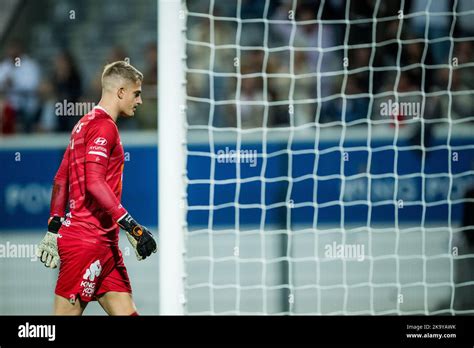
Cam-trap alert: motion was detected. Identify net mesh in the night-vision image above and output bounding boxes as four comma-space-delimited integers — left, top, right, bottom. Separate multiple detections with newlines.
182, 0, 474, 314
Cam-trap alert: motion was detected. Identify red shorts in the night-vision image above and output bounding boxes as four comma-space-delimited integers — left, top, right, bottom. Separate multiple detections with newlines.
55, 233, 132, 303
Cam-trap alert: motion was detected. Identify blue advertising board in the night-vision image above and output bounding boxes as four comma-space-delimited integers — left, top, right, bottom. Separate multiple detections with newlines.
1, 131, 473, 230
0, 144, 157, 229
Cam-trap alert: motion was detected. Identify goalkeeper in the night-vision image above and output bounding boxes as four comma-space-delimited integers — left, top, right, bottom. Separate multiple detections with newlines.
36, 61, 156, 315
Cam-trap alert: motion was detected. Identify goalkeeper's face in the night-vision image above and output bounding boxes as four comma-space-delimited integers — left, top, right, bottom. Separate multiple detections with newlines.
118, 80, 143, 117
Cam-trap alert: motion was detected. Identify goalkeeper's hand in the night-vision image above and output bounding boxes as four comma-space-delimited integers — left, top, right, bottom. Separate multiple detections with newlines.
36, 216, 63, 269
117, 213, 157, 260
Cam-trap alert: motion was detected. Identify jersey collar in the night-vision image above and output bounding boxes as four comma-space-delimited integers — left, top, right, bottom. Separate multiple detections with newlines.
93, 105, 115, 121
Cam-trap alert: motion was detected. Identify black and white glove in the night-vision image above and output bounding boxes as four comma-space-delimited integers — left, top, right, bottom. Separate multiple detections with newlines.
117, 213, 157, 260
36, 216, 63, 269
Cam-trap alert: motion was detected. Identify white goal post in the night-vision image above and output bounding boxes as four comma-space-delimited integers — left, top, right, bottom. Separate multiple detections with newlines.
158, 0, 187, 314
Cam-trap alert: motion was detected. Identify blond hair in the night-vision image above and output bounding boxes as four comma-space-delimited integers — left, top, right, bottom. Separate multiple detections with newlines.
101, 61, 143, 92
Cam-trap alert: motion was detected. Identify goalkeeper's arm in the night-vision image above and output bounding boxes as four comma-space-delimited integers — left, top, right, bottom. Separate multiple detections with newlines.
37, 147, 70, 268
85, 161, 157, 260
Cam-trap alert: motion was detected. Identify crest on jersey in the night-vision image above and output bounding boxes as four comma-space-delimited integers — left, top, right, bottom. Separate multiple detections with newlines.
94, 137, 108, 146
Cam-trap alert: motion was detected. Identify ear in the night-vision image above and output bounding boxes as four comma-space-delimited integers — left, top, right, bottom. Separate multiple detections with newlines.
117, 87, 125, 100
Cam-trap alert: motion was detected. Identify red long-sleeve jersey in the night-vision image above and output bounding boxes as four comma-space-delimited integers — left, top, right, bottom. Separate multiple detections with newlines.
50, 106, 127, 245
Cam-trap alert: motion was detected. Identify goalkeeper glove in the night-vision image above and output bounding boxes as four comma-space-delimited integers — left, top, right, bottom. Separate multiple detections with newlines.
36, 216, 63, 269
117, 213, 157, 260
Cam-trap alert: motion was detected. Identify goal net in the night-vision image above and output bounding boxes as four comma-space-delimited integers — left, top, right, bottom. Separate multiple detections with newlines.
178, 0, 474, 314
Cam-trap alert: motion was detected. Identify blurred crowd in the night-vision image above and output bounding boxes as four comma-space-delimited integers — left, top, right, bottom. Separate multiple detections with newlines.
1, 0, 474, 134
0, 41, 157, 134
186, 0, 474, 129
0, 0, 156, 135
